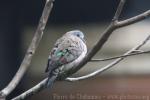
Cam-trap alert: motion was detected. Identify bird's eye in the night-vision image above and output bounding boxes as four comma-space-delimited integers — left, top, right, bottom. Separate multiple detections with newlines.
77, 34, 80, 37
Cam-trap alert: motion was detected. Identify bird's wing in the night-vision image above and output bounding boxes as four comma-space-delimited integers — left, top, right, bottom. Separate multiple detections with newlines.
45, 57, 51, 72
45, 35, 83, 73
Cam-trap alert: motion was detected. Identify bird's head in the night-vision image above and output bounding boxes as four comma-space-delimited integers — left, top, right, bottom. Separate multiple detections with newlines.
66, 30, 86, 43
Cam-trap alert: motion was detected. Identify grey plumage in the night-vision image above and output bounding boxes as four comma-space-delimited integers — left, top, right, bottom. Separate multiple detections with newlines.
45, 30, 87, 87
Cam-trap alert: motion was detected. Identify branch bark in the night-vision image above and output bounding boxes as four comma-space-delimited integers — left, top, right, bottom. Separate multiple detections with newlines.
12, 79, 47, 100
113, 0, 126, 21
0, 0, 54, 99
117, 10, 150, 28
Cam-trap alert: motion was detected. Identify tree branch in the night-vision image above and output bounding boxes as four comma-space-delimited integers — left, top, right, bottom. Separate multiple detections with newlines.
10, 0, 150, 99
91, 50, 150, 62
12, 79, 47, 100
117, 10, 150, 28
58, 0, 150, 80
57, 0, 127, 80
66, 35, 150, 81
12, 34, 150, 99
0, 0, 54, 99
11, 0, 127, 99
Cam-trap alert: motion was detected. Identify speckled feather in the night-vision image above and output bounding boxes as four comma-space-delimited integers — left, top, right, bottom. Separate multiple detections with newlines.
45, 33, 85, 74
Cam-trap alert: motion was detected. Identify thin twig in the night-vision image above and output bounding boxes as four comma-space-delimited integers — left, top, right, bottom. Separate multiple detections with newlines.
0, 0, 54, 99
117, 10, 150, 28
66, 35, 150, 81
12, 79, 47, 100
113, 0, 126, 21
91, 50, 150, 62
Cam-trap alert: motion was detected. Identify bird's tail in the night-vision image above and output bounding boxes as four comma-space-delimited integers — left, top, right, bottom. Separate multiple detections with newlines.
46, 72, 58, 88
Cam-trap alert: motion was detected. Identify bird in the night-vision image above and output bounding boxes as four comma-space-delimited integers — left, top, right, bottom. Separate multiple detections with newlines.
45, 30, 87, 88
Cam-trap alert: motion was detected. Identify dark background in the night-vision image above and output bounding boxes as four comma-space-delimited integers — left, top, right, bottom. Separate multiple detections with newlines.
0, 0, 150, 100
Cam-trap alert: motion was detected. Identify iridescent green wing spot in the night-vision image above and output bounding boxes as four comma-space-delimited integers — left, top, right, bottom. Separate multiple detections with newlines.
56, 49, 67, 57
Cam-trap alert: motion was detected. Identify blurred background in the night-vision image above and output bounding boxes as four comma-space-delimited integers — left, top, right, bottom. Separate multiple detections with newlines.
0, 0, 150, 100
